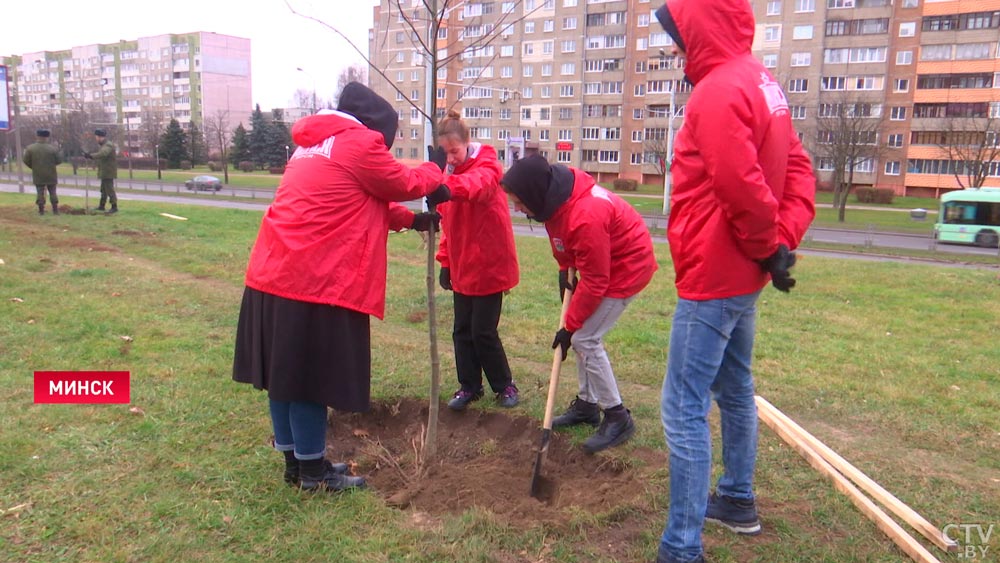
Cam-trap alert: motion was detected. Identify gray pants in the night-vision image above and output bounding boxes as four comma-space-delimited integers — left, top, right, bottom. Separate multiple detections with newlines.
99, 178, 118, 208
569, 296, 634, 409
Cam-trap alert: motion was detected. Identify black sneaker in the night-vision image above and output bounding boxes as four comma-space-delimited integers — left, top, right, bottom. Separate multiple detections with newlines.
705, 492, 762, 536
552, 396, 601, 428
582, 405, 635, 453
497, 384, 519, 408
284, 459, 350, 486
447, 387, 483, 411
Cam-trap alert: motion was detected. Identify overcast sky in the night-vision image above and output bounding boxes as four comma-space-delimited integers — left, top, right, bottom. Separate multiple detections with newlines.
1, 0, 377, 113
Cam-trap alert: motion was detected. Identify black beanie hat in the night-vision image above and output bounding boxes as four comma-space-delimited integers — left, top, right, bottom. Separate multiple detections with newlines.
336, 82, 399, 149
36, 129, 50, 137
501, 154, 574, 222
94, 129, 107, 137
655, 4, 686, 53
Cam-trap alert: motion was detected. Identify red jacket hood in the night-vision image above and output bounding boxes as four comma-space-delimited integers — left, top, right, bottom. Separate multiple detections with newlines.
291, 111, 368, 148
666, 0, 755, 84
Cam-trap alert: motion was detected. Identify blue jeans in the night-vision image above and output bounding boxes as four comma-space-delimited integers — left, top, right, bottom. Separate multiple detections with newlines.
269, 399, 327, 460
659, 291, 761, 562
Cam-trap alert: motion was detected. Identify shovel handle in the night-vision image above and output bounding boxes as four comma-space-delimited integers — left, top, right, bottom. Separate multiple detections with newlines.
541, 267, 574, 432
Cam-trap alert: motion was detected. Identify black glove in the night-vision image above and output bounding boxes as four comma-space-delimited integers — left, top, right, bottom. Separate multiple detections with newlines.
558, 269, 577, 302
82, 152, 92, 160
439, 267, 452, 291
552, 328, 573, 362
759, 244, 797, 293
426, 184, 451, 207
410, 211, 440, 232
427, 145, 447, 171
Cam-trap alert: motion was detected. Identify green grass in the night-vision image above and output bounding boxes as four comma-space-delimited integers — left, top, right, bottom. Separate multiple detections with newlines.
1, 192, 997, 562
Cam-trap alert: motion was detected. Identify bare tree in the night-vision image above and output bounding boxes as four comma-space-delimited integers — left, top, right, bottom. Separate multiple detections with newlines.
805, 93, 890, 222
139, 110, 168, 158
204, 110, 232, 184
935, 117, 1000, 189
335, 64, 369, 103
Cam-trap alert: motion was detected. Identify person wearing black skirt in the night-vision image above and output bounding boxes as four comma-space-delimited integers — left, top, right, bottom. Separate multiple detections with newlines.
232, 82, 450, 492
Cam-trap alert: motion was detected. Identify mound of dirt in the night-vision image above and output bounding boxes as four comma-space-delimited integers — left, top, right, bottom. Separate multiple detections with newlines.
326, 398, 666, 525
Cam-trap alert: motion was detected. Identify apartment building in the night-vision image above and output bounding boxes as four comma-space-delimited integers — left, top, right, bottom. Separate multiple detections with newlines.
370, 0, 1000, 197
3, 32, 252, 157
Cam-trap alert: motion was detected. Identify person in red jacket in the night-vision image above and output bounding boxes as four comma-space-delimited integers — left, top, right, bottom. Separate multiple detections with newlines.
232, 82, 450, 493
434, 111, 522, 410
502, 155, 658, 453
653, 2, 816, 562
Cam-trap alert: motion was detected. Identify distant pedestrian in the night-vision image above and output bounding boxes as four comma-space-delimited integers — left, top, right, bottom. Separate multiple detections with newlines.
23, 129, 63, 215
82, 129, 118, 214
502, 155, 658, 454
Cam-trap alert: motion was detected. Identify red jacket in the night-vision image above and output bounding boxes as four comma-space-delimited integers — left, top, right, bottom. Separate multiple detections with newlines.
545, 169, 658, 332
244, 110, 443, 319
665, 0, 816, 300
435, 143, 519, 296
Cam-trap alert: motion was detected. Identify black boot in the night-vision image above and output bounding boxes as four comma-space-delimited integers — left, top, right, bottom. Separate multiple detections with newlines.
552, 396, 601, 428
51, 202, 59, 215
298, 458, 366, 492
583, 405, 635, 454
97, 197, 107, 212
38, 204, 45, 215
282, 450, 350, 486
106, 205, 118, 215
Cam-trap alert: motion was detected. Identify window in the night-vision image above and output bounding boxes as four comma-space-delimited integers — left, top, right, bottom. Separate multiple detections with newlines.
767, 0, 782, 15
822, 76, 847, 91
896, 50, 913, 65
582, 127, 600, 140
637, 14, 649, 27
888, 134, 903, 148
792, 25, 814, 40
523, 65, 533, 77
557, 151, 572, 163
885, 161, 900, 175
544, 20, 554, 32
762, 54, 778, 68
899, 22, 916, 37
396, 71, 404, 82
563, 16, 577, 29
501, 65, 513, 78
541, 63, 552, 76
894, 79, 909, 92
525, 22, 535, 33
523, 43, 534, 55
890, 106, 906, 120
634, 84, 646, 96
561, 63, 576, 75
501, 45, 514, 57
558, 129, 572, 140
764, 25, 781, 41
795, 0, 815, 12
901, 0, 917, 6
788, 78, 809, 92
598, 150, 620, 163
791, 106, 807, 120
791, 52, 811, 66
560, 85, 575, 96
632, 130, 644, 142
561, 40, 576, 53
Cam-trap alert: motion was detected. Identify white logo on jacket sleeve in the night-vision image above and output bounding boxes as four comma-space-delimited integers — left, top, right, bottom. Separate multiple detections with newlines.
758, 72, 789, 116
290, 136, 335, 160
590, 186, 612, 201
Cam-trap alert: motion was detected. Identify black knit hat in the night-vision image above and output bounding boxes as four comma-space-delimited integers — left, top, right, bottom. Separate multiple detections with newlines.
336, 82, 399, 149
94, 129, 107, 137
655, 4, 686, 53
36, 129, 50, 137
501, 154, 574, 222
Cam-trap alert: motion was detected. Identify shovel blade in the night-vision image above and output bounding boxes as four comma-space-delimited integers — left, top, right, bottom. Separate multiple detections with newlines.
529, 429, 558, 503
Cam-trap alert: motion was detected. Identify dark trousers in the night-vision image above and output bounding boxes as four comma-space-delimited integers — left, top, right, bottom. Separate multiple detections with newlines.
453, 291, 513, 393
35, 185, 58, 207
99, 178, 118, 208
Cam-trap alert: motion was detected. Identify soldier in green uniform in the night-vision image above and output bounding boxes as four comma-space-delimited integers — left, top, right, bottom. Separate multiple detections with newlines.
82, 129, 118, 214
23, 129, 63, 215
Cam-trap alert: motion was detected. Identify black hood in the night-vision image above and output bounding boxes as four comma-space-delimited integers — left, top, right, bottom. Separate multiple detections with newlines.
501, 154, 573, 222
336, 81, 398, 149
655, 4, 686, 53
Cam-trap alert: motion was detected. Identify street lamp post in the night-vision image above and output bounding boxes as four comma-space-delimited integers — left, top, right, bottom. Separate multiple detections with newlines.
296, 67, 317, 114
285, 145, 290, 162
155, 144, 161, 179
663, 87, 676, 217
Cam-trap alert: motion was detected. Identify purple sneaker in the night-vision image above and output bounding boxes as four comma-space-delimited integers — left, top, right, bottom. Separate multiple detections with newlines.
497, 385, 519, 408
447, 388, 483, 411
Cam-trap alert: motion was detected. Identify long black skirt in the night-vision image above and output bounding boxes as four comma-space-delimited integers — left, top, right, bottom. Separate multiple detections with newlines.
232, 287, 372, 412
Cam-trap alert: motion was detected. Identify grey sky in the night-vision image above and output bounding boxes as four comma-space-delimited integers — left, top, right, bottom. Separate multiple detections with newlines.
1, 0, 376, 113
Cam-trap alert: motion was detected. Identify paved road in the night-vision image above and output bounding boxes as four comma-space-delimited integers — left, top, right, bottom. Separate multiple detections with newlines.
3, 180, 998, 263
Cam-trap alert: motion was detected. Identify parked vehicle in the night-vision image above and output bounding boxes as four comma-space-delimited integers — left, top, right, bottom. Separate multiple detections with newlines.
185, 175, 222, 192
934, 187, 1000, 248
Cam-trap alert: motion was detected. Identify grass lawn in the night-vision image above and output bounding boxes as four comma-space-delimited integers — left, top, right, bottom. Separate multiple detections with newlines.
0, 192, 997, 562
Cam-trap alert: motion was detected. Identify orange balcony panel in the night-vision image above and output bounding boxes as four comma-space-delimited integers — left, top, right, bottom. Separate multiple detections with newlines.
915, 60, 1000, 75
907, 145, 948, 159
913, 88, 1000, 103
905, 173, 965, 191
922, 0, 1000, 16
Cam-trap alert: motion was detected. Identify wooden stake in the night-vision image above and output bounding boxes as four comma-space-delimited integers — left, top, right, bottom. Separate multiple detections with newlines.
755, 396, 942, 563
756, 396, 957, 553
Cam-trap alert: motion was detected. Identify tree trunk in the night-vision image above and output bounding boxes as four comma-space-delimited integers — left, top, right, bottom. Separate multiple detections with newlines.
839, 165, 856, 223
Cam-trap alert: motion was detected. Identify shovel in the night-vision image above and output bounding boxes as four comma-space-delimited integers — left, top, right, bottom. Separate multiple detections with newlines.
529, 268, 574, 502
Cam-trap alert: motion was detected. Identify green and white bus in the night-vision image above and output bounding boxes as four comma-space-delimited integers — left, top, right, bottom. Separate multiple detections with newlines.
934, 187, 1000, 248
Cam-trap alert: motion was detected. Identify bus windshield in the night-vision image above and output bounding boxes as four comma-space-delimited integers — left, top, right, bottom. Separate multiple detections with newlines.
935, 188, 1000, 247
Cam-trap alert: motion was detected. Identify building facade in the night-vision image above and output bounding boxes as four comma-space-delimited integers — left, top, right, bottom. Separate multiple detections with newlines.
369, 0, 1000, 198
3, 32, 251, 157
